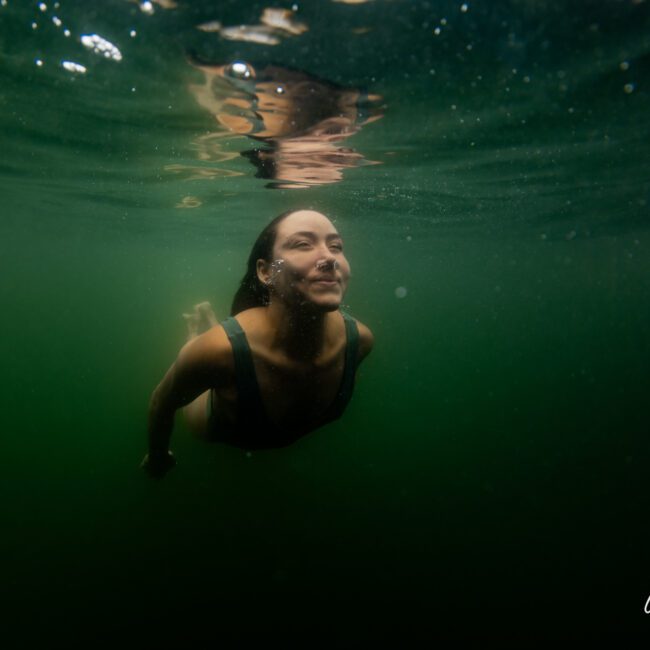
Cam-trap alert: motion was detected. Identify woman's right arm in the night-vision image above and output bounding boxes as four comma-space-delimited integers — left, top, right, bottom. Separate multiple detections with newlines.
143, 331, 229, 477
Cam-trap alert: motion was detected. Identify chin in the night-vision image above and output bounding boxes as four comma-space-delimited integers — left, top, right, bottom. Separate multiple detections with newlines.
298, 297, 342, 313
320, 302, 342, 312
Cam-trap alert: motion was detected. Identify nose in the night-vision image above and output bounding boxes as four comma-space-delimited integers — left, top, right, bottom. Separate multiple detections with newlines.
316, 257, 338, 271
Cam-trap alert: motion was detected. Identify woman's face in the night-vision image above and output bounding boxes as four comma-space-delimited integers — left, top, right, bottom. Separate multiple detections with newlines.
257, 210, 351, 312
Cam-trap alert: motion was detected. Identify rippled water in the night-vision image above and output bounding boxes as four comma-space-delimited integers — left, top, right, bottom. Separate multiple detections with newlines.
2, 0, 649, 642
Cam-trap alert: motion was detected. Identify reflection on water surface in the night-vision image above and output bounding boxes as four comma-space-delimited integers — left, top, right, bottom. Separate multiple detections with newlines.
184, 57, 384, 188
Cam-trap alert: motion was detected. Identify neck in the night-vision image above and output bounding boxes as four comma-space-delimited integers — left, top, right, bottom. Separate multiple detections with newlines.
264, 299, 335, 362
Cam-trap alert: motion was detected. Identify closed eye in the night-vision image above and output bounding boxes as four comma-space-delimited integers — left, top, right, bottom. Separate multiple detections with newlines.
293, 241, 343, 251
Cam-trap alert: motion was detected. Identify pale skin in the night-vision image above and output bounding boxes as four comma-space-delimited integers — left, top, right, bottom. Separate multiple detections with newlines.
142, 210, 374, 478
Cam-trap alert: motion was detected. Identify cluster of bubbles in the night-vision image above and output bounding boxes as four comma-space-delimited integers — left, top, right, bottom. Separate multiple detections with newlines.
62, 60, 86, 73
433, 3, 470, 37
2, 0, 131, 76
80, 33, 123, 62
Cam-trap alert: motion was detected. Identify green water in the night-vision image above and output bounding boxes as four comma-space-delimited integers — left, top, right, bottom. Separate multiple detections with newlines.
2, 0, 649, 642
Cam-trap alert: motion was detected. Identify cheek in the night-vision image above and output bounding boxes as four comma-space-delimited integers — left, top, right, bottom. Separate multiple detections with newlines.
281, 260, 311, 283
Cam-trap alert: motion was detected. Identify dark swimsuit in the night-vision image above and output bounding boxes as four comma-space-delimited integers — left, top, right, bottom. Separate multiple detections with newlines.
205, 309, 360, 449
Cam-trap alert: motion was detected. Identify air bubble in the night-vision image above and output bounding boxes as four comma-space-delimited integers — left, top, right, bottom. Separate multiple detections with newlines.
226, 61, 255, 80
62, 61, 86, 74
81, 33, 123, 62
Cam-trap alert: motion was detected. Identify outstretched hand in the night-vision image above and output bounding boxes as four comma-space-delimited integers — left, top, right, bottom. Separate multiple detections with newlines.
140, 450, 177, 479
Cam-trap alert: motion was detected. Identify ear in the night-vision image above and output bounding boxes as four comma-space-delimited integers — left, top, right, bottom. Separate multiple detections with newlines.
256, 258, 271, 286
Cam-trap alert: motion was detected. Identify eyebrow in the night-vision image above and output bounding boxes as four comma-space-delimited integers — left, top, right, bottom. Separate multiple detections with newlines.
286, 231, 343, 241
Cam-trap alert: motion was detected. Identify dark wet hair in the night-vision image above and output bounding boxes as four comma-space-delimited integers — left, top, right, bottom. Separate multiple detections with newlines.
230, 209, 299, 316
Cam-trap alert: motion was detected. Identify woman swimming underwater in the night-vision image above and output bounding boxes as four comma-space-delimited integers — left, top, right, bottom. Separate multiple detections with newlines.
142, 209, 374, 478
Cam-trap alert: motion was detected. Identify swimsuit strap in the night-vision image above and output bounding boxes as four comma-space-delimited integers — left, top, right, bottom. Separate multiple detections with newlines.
322, 309, 359, 421
220, 316, 269, 430
220, 309, 359, 431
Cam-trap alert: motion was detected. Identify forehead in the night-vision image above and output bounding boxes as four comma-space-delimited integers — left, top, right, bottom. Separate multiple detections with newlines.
276, 210, 339, 239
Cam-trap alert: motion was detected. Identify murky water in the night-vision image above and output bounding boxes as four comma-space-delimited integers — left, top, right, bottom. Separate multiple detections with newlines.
2, 0, 649, 642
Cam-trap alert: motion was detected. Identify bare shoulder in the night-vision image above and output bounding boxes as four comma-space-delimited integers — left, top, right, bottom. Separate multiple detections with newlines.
176, 324, 235, 391
153, 323, 235, 409
349, 315, 374, 365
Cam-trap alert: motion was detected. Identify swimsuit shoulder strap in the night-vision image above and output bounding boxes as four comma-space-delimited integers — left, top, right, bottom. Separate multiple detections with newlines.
220, 316, 268, 428
322, 309, 360, 420
220, 310, 359, 431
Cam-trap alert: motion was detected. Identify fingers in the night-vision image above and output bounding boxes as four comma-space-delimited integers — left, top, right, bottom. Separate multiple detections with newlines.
140, 453, 177, 479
